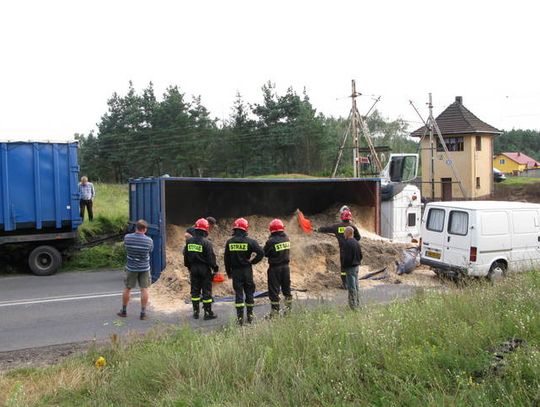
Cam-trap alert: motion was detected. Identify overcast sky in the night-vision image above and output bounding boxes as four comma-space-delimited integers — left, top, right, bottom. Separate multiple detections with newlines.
1, 0, 539, 141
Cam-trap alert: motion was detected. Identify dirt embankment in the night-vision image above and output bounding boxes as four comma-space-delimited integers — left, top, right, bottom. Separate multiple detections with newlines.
149, 205, 440, 312
493, 183, 540, 203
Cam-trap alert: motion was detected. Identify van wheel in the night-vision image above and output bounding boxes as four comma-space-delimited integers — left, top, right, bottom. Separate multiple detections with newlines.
28, 246, 62, 276
487, 262, 507, 283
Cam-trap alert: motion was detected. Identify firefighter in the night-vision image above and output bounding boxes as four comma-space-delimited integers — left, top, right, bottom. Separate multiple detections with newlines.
185, 217, 216, 239
183, 218, 219, 320
264, 218, 292, 318
317, 209, 361, 289
224, 218, 264, 325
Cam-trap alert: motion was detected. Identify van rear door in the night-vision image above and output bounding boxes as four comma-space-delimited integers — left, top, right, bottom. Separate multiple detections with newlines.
443, 210, 471, 268
422, 206, 447, 262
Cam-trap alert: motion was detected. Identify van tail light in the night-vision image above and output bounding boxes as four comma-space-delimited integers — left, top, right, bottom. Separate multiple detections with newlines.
470, 247, 477, 262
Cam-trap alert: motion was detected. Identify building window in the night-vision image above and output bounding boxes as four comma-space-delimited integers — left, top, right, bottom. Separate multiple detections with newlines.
437, 137, 464, 152
476, 177, 481, 189
476, 136, 481, 151
499, 159, 505, 164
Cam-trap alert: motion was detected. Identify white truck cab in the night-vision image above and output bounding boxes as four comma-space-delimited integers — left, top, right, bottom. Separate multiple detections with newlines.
380, 153, 421, 243
420, 201, 540, 279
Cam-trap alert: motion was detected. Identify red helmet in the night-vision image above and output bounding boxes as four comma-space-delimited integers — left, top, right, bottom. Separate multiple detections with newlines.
269, 218, 285, 233
233, 217, 249, 231
341, 209, 353, 221
195, 218, 210, 232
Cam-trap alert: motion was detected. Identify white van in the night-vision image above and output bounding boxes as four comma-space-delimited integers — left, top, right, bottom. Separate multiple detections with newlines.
420, 201, 540, 279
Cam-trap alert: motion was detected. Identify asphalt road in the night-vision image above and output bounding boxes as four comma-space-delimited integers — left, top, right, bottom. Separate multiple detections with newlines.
0, 270, 419, 353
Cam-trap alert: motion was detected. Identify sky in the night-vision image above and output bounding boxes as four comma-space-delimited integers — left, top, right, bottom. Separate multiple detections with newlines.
0, 0, 539, 141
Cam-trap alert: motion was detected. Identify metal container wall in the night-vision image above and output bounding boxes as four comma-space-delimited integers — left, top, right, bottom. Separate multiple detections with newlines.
128, 178, 165, 282
129, 177, 380, 282
0, 142, 81, 233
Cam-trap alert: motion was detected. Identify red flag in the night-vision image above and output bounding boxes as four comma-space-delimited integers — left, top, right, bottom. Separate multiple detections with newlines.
296, 209, 313, 234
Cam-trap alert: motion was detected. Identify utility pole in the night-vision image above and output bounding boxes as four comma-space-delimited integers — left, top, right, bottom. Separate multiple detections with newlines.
332, 111, 352, 177
410, 94, 467, 200
351, 80, 360, 177
332, 80, 382, 177
428, 93, 436, 201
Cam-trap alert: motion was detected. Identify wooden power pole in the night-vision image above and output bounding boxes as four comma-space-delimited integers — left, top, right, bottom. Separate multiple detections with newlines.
351, 80, 360, 177
333, 80, 382, 177
410, 93, 468, 199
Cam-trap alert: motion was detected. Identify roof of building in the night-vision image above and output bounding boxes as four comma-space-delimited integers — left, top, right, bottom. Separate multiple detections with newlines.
410, 96, 502, 137
499, 152, 540, 168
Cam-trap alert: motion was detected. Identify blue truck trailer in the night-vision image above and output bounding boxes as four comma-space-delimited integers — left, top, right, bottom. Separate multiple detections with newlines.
0, 141, 82, 275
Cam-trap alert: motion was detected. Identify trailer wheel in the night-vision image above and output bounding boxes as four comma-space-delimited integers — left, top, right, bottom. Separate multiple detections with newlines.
487, 261, 507, 283
29, 246, 62, 276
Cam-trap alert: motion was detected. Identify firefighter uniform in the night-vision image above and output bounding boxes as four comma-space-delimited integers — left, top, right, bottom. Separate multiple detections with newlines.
264, 229, 292, 317
224, 228, 264, 324
183, 228, 219, 320
318, 220, 361, 288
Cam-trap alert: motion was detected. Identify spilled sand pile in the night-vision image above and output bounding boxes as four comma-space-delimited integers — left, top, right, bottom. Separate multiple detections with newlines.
149, 205, 442, 312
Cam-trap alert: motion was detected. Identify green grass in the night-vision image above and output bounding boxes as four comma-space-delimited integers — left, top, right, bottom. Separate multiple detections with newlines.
59, 183, 128, 272
499, 177, 540, 186
2, 273, 539, 406
77, 183, 128, 242
249, 173, 319, 179
62, 243, 126, 271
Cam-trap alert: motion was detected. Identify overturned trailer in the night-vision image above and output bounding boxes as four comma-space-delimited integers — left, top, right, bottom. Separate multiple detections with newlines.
129, 177, 381, 281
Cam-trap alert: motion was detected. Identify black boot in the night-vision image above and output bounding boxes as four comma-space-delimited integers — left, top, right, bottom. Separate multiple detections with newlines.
236, 306, 244, 326
246, 306, 254, 324
284, 296, 292, 316
267, 303, 280, 319
203, 303, 217, 320
192, 301, 200, 319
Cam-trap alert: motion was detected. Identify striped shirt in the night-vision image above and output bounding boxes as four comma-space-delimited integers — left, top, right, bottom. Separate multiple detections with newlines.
79, 182, 95, 200
124, 232, 154, 272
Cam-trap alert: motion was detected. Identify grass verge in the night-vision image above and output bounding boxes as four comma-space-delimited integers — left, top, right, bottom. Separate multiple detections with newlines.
1, 273, 539, 406
62, 243, 126, 271
249, 173, 318, 179
498, 177, 540, 186
77, 183, 128, 243
60, 183, 128, 272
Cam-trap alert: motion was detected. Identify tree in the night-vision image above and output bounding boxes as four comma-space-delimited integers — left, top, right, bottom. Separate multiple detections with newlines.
81, 81, 420, 181
221, 93, 256, 177
494, 129, 540, 160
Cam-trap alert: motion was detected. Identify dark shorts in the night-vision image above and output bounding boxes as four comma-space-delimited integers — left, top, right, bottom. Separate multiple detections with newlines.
124, 270, 151, 289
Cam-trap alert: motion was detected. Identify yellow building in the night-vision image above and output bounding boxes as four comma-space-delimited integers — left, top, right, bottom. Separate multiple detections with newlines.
493, 152, 540, 175
411, 96, 501, 201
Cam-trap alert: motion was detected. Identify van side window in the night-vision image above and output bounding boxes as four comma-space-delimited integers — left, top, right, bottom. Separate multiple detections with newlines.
448, 211, 469, 236
426, 208, 445, 232
408, 213, 416, 227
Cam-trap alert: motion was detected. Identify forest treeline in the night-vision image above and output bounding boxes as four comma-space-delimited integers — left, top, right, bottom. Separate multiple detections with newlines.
76, 82, 417, 182
494, 129, 540, 160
